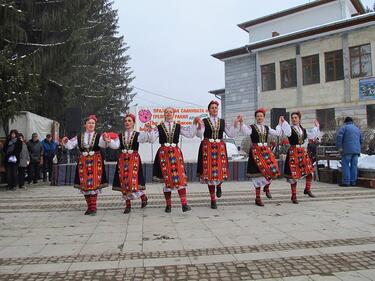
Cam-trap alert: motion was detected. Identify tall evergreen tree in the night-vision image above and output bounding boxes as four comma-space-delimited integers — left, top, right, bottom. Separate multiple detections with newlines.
0, 3, 39, 135
66, 0, 134, 131
15, 0, 95, 121
1, 0, 135, 133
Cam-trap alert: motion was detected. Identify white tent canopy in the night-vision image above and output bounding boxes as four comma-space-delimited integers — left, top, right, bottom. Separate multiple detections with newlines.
0, 111, 55, 140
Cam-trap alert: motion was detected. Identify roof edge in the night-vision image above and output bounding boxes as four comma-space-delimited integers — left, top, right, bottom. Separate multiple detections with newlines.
213, 12, 375, 60
212, 46, 249, 60
237, 0, 365, 32
208, 88, 225, 95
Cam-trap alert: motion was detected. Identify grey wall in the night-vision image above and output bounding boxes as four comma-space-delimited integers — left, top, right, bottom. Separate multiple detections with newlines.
224, 54, 257, 146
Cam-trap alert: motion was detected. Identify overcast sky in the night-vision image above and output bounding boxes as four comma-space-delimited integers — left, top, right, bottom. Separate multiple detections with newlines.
113, 0, 374, 108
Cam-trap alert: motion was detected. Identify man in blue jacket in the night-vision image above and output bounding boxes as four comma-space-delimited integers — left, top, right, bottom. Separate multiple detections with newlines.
41, 134, 57, 182
336, 117, 363, 187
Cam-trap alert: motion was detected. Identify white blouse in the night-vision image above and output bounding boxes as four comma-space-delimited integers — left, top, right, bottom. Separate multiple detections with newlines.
283, 125, 320, 141
196, 116, 239, 139
240, 121, 290, 137
107, 130, 149, 149
64, 131, 107, 150
148, 121, 197, 143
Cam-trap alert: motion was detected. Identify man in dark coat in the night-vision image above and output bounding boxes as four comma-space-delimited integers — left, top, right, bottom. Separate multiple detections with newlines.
27, 133, 44, 184
3, 130, 23, 190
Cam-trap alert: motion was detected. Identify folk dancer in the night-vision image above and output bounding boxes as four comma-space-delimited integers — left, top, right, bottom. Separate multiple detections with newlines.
62, 115, 108, 215
283, 111, 320, 203
239, 108, 290, 206
196, 100, 240, 209
149, 107, 199, 213
105, 114, 149, 213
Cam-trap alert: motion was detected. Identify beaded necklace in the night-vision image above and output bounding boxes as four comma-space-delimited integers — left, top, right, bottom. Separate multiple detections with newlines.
207, 117, 220, 139
161, 122, 177, 143
80, 132, 97, 151
292, 126, 304, 145
253, 124, 267, 143
122, 131, 136, 150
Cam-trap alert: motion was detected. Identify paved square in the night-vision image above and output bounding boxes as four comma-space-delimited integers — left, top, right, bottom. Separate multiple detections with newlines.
1, 180, 375, 280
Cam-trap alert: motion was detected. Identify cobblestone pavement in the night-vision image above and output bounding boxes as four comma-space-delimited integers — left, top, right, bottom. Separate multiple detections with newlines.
0, 180, 375, 280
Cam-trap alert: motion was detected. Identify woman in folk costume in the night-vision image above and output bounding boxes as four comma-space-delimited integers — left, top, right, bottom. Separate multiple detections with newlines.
196, 100, 240, 209
62, 115, 108, 216
149, 107, 199, 213
283, 111, 320, 204
105, 114, 148, 214
239, 108, 290, 207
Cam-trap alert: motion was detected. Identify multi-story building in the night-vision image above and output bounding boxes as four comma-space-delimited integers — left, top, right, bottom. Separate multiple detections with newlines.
212, 0, 375, 144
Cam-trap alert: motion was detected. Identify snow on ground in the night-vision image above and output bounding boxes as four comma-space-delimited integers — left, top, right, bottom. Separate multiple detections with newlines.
358, 154, 375, 169
319, 154, 375, 170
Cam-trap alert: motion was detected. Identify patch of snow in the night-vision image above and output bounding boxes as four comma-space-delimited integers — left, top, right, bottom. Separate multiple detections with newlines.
358, 154, 375, 170
319, 160, 341, 170
319, 154, 375, 170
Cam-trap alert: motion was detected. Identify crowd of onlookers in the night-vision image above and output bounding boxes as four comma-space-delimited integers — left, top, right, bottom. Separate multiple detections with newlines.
1, 129, 122, 191
2, 131, 58, 190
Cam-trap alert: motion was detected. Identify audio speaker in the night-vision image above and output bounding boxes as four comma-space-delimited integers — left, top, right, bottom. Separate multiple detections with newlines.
270, 108, 287, 128
64, 107, 81, 137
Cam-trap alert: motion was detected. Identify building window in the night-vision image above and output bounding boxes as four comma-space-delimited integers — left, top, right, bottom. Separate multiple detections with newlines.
261, 63, 276, 91
367, 104, 375, 128
350, 44, 372, 78
316, 108, 335, 130
325, 50, 344, 82
302, 54, 320, 85
280, 59, 297, 88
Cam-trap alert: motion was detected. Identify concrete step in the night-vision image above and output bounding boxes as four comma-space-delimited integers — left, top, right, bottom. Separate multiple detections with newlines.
357, 177, 375, 188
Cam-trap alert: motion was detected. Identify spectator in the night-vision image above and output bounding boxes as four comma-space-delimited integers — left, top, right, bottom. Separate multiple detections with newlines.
18, 133, 30, 189
56, 141, 66, 164
3, 130, 22, 190
27, 133, 43, 184
41, 134, 57, 182
336, 117, 363, 187
307, 137, 320, 165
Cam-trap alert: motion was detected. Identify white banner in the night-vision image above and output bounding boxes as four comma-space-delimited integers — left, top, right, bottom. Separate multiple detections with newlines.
130, 106, 210, 131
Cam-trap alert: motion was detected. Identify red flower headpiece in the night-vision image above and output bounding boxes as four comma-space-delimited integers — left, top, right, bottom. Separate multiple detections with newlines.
124, 113, 136, 122
85, 114, 97, 123
254, 108, 266, 117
